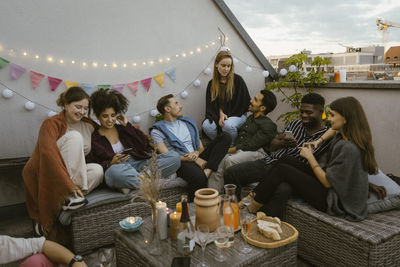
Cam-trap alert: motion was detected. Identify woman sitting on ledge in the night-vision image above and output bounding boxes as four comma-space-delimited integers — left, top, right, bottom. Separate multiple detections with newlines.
87, 89, 180, 194
23, 87, 104, 240
247, 96, 378, 221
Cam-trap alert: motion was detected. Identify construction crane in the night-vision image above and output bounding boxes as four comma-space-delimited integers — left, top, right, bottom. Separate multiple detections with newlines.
376, 18, 400, 50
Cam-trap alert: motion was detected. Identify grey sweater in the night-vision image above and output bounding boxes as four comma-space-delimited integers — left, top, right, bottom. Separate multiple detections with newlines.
320, 134, 368, 221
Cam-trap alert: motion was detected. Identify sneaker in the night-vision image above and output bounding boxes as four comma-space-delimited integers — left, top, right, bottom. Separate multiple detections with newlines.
33, 221, 44, 237
62, 196, 88, 210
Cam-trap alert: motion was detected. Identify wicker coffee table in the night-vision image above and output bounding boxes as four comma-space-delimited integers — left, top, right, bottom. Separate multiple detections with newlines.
115, 217, 297, 267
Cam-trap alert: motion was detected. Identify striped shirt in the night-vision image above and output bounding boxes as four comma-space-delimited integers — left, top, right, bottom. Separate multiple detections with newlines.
263, 119, 329, 165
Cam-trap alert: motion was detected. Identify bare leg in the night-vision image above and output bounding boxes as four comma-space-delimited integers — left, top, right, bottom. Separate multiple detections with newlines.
203, 168, 212, 178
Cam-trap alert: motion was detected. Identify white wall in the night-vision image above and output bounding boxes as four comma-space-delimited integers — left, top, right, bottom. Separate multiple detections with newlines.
0, 0, 266, 158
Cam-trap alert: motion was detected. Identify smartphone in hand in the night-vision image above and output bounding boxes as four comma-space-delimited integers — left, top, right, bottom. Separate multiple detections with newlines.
121, 148, 133, 155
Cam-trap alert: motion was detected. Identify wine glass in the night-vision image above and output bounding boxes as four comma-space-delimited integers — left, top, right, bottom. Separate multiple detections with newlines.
98, 247, 114, 267
214, 225, 230, 262
239, 209, 253, 254
196, 224, 210, 267
240, 187, 253, 207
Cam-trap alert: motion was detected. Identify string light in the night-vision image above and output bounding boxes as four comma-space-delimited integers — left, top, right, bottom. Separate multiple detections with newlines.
104, 63, 107, 67
82, 62, 87, 67
112, 63, 117, 68
0, 37, 220, 70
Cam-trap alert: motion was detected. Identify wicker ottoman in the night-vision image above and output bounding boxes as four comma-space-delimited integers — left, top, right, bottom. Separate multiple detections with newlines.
286, 200, 400, 266
60, 178, 187, 254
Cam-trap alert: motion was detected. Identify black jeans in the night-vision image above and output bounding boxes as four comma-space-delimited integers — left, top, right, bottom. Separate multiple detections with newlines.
223, 159, 292, 219
254, 156, 328, 213
178, 132, 231, 201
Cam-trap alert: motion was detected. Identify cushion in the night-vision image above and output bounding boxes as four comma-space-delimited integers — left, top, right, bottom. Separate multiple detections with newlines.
367, 169, 400, 214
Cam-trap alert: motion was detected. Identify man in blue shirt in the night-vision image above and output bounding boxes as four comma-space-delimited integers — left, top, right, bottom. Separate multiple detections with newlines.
151, 94, 231, 201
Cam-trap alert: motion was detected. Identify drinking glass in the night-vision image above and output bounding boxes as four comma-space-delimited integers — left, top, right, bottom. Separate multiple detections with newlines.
98, 247, 114, 267
196, 224, 210, 267
240, 187, 253, 207
239, 209, 253, 254
214, 225, 230, 262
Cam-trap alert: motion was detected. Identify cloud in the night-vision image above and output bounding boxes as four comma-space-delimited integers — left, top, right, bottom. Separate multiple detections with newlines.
224, 0, 400, 55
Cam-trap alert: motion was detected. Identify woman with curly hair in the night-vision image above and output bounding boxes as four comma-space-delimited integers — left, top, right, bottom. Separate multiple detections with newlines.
87, 89, 180, 194
202, 50, 250, 143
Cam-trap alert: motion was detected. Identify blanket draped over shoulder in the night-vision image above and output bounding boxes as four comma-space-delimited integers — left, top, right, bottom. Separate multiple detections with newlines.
22, 112, 95, 240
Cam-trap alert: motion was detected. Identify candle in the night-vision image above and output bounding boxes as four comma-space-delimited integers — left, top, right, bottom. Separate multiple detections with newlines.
126, 217, 136, 224
176, 202, 182, 213
156, 201, 168, 240
170, 211, 181, 240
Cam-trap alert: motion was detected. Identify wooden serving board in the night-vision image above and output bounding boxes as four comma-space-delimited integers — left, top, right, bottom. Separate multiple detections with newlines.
241, 216, 298, 248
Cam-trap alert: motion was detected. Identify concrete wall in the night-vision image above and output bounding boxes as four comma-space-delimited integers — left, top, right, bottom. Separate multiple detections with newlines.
269, 82, 400, 175
0, 0, 266, 159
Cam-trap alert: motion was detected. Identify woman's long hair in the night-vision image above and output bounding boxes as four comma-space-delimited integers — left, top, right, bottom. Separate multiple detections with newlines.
330, 97, 378, 174
210, 51, 235, 102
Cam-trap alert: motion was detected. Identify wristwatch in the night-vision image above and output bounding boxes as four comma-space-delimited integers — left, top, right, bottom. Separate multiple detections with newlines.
69, 255, 83, 266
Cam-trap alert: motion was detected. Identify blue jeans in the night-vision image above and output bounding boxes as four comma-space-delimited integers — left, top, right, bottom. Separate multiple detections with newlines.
202, 115, 247, 144
104, 151, 181, 189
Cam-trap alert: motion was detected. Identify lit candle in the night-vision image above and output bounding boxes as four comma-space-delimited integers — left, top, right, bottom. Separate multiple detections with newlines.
156, 201, 168, 240
126, 217, 136, 225
170, 211, 181, 240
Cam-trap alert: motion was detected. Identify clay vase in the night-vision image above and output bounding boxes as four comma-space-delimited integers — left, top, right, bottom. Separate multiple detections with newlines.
194, 188, 220, 232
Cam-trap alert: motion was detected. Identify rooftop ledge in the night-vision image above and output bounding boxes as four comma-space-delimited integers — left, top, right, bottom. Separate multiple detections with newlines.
318, 81, 400, 90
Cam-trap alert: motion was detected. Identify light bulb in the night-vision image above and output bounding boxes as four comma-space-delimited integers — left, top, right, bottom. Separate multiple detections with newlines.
193, 79, 201, 87
197, 48, 201, 53
59, 59, 64, 64
280, 69, 288, 76
71, 60, 75, 64
23, 52, 27, 56
92, 62, 98, 68
262, 70, 270, 77
2, 89, 13, 99
47, 57, 53, 62
150, 109, 159, 117
82, 62, 87, 67
180, 90, 188, 99
123, 63, 127, 68
35, 55, 39, 59
189, 51, 194, 55
112, 63, 117, 68
245, 66, 253, 72
47, 111, 58, 117
24, 101, 35, 111
182, 53, 186, 57
203, 67, 211, 75
289, 65, 297, 72
133, 115, 141, 123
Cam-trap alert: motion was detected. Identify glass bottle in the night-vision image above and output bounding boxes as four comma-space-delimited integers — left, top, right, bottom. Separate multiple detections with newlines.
177, 194, 195, 255
224, 184, 239, 231
221, 194, 234, 247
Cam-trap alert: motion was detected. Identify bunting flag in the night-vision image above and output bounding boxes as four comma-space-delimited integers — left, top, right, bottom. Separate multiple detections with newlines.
48, 76, 62, 91
65, 80, 79, 89
153, 73, 165, 88
0, 57, 10, 69
29, 71, 45, 89
140, 78, 152, 92
165, 67, 176, 82
10, 63, 26, 80
111, 83, 124, 93
98, 84, 111, 90
81, 83, 97, 95
127, 81, 139, 96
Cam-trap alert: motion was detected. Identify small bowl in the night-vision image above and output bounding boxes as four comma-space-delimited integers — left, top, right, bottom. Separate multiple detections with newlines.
119, 216, 143, 232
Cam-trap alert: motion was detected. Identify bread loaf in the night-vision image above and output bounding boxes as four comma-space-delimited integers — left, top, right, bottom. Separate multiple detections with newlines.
257, 219, 282, 234
257, 220, 281, 240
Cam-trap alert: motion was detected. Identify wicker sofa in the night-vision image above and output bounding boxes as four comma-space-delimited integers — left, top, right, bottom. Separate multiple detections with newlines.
286, 199, 400, 266
59, 177, 187, 254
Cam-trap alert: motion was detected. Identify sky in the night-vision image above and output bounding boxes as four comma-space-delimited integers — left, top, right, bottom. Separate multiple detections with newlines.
224, 0, 400, 56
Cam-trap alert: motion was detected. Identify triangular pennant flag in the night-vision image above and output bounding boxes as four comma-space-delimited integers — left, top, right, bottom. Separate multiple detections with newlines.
127, 81, 139, 96
111, 84, 124, 93
140, 78, 152, 92
165, 67, 176, 82
0, 57, 10, 69
153, 73, 165, 88
65, 81, 79, 89
10, 63, 26, 80
29, 71, 45, 89
48, 76, 62, 91
98, 84, 111, 90
81, 83, 97, 95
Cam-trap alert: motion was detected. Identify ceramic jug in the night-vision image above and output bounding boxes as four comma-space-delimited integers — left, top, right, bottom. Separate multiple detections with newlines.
194, 188, 220, 232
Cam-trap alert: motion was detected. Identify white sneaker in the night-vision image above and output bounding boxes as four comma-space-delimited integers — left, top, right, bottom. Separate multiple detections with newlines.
62, 196, 88, 210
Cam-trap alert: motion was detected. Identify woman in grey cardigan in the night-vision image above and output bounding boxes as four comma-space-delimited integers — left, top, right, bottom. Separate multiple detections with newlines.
246, 96, 378, 221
